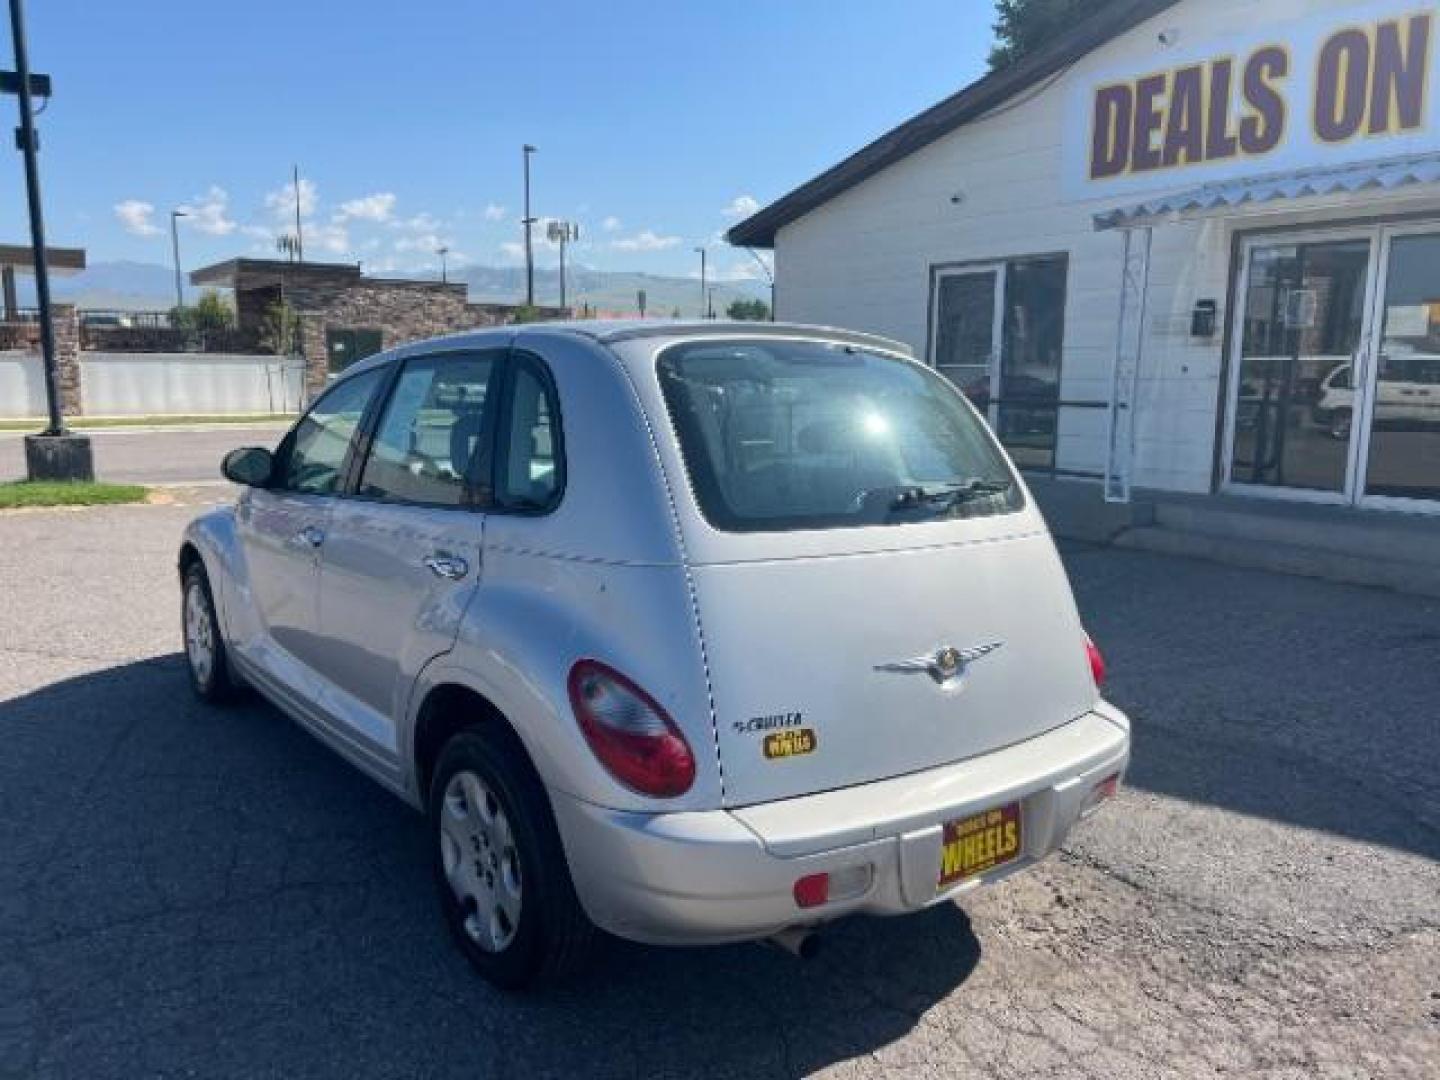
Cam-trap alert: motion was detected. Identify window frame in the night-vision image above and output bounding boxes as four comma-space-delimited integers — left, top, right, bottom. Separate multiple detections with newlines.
268, 364, 390, 497
491, 348, 567, 517
345, 347, 509, 513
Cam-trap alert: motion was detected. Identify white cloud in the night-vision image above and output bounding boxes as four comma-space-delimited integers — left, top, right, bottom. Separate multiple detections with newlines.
335, 192, 396, 223
601, 215, 622, 232
483, 203, 506, 222
114, 199, 160, 237
179, 186, 237, 236
611, 229, 681, 252
394, 232, 453, 254
307, 221, 350, 255
722, 194, 761, 218
264, 177, 318, 221
499, 241, 525, 261
715, 257, 772, 282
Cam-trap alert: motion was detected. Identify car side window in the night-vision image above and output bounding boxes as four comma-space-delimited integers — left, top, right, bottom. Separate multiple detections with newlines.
498, 354, 564, 511
358, 352, 499, 507
278, 367, 386, 495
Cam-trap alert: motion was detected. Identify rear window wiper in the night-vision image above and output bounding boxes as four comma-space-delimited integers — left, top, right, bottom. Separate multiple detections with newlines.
883, 478, 1013, 513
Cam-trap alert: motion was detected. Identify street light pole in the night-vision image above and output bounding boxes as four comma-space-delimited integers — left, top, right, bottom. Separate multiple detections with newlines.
693, 246, 706, 319
744, 246, 776, 320
437, 245, 449, 284
170, 210, 187, 311
522, 144, 536, 307
8, 0, 60, 436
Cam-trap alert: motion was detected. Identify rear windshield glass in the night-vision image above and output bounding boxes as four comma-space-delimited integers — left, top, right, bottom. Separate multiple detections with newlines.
657, 339, 1022, 533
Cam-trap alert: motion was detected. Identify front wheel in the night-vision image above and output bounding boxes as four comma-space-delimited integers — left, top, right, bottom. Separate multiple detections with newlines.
1328, 408, 1353, 441
429, 728, 597, 989
182, 563, 239, 703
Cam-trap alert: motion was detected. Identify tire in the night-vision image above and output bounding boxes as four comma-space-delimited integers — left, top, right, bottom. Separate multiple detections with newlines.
429, 728, 597, 990
1328, 408, 1353, 441
181, 562, 239, 703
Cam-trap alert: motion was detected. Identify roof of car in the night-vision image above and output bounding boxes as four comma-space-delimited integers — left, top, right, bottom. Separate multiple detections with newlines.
340, 321, 914, 383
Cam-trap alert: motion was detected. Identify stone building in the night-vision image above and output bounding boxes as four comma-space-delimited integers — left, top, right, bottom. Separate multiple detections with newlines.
190, 258, 560, 395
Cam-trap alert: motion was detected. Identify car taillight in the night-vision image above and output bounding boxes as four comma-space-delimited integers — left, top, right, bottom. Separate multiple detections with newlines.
567, 659, 696, 798
1085, 634, 1106, 690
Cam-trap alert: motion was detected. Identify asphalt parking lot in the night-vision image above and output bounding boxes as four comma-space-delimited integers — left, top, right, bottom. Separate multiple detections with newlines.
0, 492, 1437, 1079
0, 424, 287, 486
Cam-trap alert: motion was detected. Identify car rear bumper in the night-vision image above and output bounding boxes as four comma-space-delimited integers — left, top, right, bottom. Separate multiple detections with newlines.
550, 702, 1130, 946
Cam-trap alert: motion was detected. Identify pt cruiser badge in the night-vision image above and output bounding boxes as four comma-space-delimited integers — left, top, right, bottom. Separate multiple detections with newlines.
875, 642, 1005, 685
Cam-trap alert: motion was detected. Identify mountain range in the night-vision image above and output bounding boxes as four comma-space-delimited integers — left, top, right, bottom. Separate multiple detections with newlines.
17, 260, 769, 319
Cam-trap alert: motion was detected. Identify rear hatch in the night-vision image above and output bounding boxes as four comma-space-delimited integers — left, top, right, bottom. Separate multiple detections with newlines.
632, 331, 1098, 807
691, 532, 1097, 806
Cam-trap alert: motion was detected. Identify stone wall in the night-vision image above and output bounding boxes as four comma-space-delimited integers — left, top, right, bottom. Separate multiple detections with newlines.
284, 278, 565, 396
0, 303, 82, 415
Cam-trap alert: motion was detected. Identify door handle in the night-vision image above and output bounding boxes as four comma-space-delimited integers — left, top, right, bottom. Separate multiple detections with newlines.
423, 551, 470, 581
291, 525, 325, 549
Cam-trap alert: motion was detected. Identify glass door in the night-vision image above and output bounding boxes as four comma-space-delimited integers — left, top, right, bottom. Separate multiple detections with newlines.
1225, 235, 1376, 500
1359, 228, 1440, 507
931, 266, 1002, 412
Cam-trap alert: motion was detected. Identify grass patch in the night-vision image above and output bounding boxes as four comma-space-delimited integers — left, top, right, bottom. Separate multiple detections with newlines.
0, 480, 149, 509
0, 413, 294, 432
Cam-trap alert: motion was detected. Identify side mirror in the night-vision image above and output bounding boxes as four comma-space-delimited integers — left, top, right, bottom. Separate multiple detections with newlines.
221, 446, 275, 487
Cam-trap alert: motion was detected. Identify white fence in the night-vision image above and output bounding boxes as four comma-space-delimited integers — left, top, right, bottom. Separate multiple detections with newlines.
0, 351, 306, 418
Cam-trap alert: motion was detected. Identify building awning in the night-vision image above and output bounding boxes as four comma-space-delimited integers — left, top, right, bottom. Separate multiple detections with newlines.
1093, 152, 1440, 231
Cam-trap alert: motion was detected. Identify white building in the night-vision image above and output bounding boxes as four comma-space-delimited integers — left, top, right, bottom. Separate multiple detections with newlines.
729, 0, 1440, 527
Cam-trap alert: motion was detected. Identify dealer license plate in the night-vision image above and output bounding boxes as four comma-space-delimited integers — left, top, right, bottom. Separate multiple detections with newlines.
937, 801, 1022, 890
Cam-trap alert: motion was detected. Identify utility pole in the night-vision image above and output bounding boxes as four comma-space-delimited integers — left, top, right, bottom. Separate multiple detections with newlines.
7, 0, 90, 477
693, 246, 706, 319
522, 144, 536, 306
170, 210, 187, 311
292, 164, 304, 262
437, 245, 449, 284
547, 220, 578, 312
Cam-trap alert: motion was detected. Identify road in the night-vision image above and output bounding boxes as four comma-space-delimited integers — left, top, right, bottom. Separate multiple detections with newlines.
0, 425, 288, 485
0, 495, 1436, 1079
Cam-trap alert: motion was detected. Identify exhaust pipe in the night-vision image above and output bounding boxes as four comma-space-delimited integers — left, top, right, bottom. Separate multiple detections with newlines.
766, 927, 822, 960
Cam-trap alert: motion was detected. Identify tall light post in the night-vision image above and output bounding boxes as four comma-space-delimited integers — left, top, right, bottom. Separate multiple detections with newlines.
693, 245, 706, 319
521, 144, 537, 306
547, 220, 578, 312
437, 245, 449, 284
170, 210, 187, 311
7, 0, 90, 477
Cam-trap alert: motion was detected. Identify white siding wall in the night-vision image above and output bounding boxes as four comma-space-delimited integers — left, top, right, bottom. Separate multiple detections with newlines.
80, 353, 305, 417
0, 351, 48, 418
773, 0, 1371, 494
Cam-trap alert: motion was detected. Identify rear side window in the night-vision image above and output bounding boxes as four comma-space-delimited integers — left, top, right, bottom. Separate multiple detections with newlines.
657, 339, 1021, 533
358, 352, 498, 507
497, 354, 564, 511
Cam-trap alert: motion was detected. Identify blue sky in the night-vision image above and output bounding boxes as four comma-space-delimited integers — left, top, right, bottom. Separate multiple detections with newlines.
2, 0, 993, 283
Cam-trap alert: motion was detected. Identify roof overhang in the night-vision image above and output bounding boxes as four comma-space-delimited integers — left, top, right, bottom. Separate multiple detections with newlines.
0, 243, 86, 277
190, 258, 362, 290
1093, 152, 1440, 231
726, 0, 1183, 249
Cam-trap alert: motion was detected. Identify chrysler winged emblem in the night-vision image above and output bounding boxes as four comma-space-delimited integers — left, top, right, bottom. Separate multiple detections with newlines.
875, 642, 1004, 685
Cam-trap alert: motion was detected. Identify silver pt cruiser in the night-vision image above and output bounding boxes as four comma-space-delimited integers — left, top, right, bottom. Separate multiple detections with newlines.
180, 321, 1129, 988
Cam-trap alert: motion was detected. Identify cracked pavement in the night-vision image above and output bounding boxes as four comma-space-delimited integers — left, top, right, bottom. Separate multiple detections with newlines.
0, 494, 1436, 1078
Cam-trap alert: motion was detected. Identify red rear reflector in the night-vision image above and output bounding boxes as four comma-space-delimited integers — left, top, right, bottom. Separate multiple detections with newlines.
1085, 635, 1106, 690
1094, 773, 1120, 801
793, 873, 830, 909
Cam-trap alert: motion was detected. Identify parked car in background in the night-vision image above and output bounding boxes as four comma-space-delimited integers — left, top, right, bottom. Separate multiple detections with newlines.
178, 322, 1129, 988
1312, 353, 1440, 439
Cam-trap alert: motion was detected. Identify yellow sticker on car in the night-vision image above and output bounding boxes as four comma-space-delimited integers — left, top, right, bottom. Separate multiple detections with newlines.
763, 728, 817, 760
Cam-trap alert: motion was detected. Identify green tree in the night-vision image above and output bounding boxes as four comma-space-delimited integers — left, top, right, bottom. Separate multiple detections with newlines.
169, 289, 235, 333
988, 0, 1095, 70
726, 298, 772, 321
258, 300, 302, 355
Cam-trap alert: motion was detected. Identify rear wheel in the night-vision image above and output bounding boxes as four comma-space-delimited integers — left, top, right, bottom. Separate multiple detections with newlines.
429, 728, 597, 989
182, 563, 238, 703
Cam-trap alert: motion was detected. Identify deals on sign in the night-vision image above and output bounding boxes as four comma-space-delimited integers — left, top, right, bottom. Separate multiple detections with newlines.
1063, 2, 1440, 202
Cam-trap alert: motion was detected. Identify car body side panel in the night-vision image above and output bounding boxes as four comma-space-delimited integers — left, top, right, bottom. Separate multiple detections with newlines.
404, 552, 721, 812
